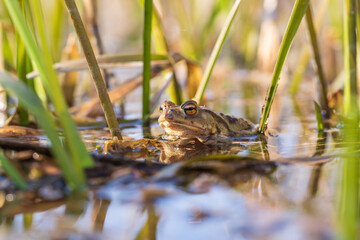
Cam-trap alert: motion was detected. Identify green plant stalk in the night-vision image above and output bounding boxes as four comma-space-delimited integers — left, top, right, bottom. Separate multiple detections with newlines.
305, 5, 329, 117
289, 0, 329, 96
338, 0, 359, 238
172, 0, 197, 60
259, 0, 310, 133
152, 3, 182, 105
358, 0, 360, 48
16, 37, 29, 125
313, 101, 324, 131
194, 0, 242, 103
0, 153, 27, 190
22, 0, 47, 105
142, 0, 153, 120
289, 49, 310, 95
50, 0, 66, 61
23, 214, 32, 229
198, 0, 226, 56
1, 24, 14, 71
343, 0, 358, 118
16, 0, 29, 126
29, 1, 54, 73
27, 0, 94, 168
138, 0, 183, 105
4, 0, 94, 172
63, 0, 122, 139
339, 120, 359, 239
0, 72, 85, 190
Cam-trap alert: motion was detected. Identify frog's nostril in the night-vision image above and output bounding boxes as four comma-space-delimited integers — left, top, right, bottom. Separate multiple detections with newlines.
165, 113, 174, 120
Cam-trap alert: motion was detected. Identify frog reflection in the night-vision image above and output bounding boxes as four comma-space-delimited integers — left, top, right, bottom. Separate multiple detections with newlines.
104, 138, 248, 164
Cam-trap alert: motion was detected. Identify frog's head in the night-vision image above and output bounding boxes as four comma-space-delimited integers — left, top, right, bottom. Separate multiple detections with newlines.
158, 100, 212, 137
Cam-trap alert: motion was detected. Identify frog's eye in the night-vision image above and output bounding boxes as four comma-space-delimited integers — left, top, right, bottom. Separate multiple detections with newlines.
159, 106, 163, 114
182, 103, 197, 116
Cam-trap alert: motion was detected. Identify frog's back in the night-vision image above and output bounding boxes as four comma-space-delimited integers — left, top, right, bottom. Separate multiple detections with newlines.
202, 109, 256, 137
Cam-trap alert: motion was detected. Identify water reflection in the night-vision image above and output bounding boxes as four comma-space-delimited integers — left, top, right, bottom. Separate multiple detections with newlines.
0, 157, 334, 240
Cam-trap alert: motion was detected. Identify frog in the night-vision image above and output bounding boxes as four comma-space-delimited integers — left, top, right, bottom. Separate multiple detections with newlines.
158, 100, 259, 140
104, 100, 258, 163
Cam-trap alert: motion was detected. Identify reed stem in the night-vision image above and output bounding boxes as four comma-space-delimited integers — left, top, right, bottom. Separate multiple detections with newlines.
305, 5, 330, 117
142, 0, 153, 120
64, 0, 122, 139
338, 0, 359, 239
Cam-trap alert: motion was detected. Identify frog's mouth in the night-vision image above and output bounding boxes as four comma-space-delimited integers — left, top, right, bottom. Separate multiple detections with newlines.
159, 120, 206, 136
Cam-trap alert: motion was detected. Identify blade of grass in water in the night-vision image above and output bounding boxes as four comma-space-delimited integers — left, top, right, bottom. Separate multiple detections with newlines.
289, 0, 329, 96
63, 0, 122, 139
194, 0, 242, 103
142, 0, 153, 120
4, 0, 94, 178
0, 72, 86, 190
305, 5, 329, 116
313, 101, 324, 131
0, 153, 27, 190
338, 0, 359, 239
259, 0, 310, 133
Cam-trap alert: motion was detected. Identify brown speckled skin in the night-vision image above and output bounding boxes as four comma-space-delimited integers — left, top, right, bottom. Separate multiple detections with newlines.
158, 100, 257, 138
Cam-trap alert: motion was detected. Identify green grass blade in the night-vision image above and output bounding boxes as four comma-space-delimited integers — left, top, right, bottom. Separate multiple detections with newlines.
142, 0, 153, 120
289, 0, 329, 96
305, 5, 329, 116
16, 1, 29, 126
343, 0, 358, 118
49, 0, 66, 61
0, 72, 85, 190
0, 153, 27, 190
338, 0, 359, 239
63, 0, 122, 139
198, 0, 229, 55
289, 50, 310, 95
4, 0, 94, 170
1, 24, 14, 71
259, 0, 310, 133
194, 0, 242, 103
29, 1, 53, 73
313, 101, 324, 131
151, 3, 183, 105
339, 119, 359, 239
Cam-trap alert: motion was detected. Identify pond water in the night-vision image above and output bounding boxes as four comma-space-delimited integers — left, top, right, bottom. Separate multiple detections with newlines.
0, 71, 341, 239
